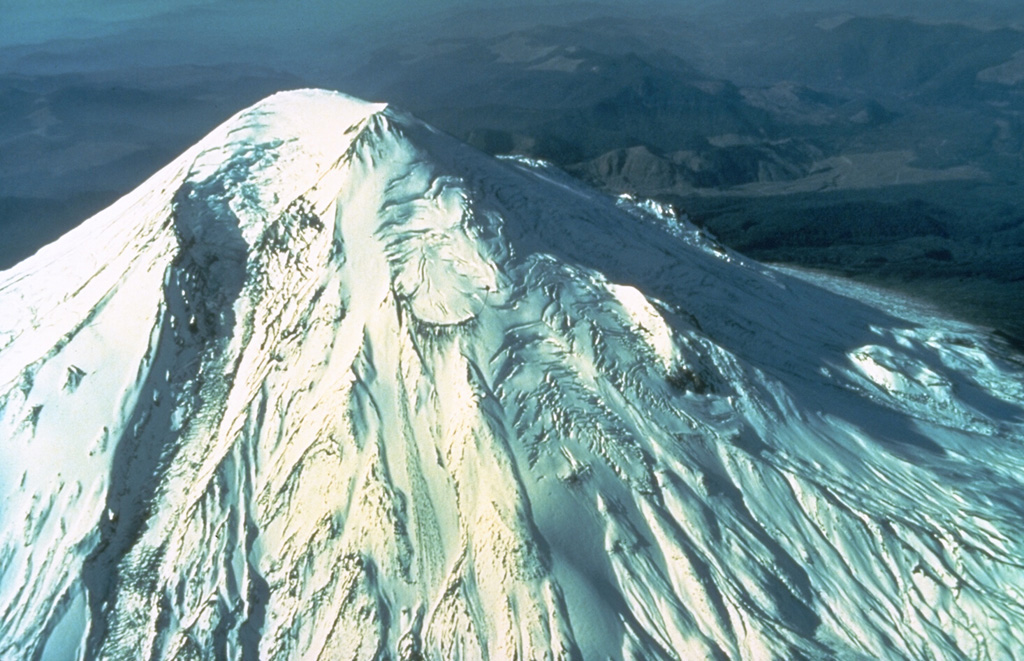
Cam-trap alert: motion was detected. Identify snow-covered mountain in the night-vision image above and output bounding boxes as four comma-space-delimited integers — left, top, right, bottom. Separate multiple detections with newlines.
2, 89, 1024, 660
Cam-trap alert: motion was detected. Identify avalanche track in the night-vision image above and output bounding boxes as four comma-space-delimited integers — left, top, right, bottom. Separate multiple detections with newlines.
1, 90, 1024, 660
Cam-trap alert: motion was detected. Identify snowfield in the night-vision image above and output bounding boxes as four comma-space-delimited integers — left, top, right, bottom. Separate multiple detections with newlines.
1, 89, 1024, 660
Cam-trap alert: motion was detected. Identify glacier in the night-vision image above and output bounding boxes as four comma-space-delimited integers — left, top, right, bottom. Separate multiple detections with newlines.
1, 89, 1024, 660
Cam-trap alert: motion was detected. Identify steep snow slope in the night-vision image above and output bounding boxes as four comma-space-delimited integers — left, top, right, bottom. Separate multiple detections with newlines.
1, 89, 1024, 660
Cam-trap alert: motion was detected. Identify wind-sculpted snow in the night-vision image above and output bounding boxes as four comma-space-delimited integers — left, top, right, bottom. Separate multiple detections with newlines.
2, 90, 1024, 660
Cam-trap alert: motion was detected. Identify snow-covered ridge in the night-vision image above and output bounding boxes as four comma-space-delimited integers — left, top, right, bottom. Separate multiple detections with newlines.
1, 89, 1024, 660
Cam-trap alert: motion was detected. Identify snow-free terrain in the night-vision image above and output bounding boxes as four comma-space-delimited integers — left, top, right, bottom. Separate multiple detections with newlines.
2, 90, 1024, 660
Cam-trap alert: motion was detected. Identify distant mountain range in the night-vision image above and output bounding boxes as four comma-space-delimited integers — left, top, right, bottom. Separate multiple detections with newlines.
2, 5, 1022, 341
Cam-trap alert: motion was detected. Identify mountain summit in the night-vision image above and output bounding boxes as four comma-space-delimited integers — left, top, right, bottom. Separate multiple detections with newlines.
2, 89, 1024, 660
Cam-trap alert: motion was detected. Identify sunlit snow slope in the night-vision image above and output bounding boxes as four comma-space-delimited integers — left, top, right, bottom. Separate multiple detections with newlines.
2, 89, 1024, 660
